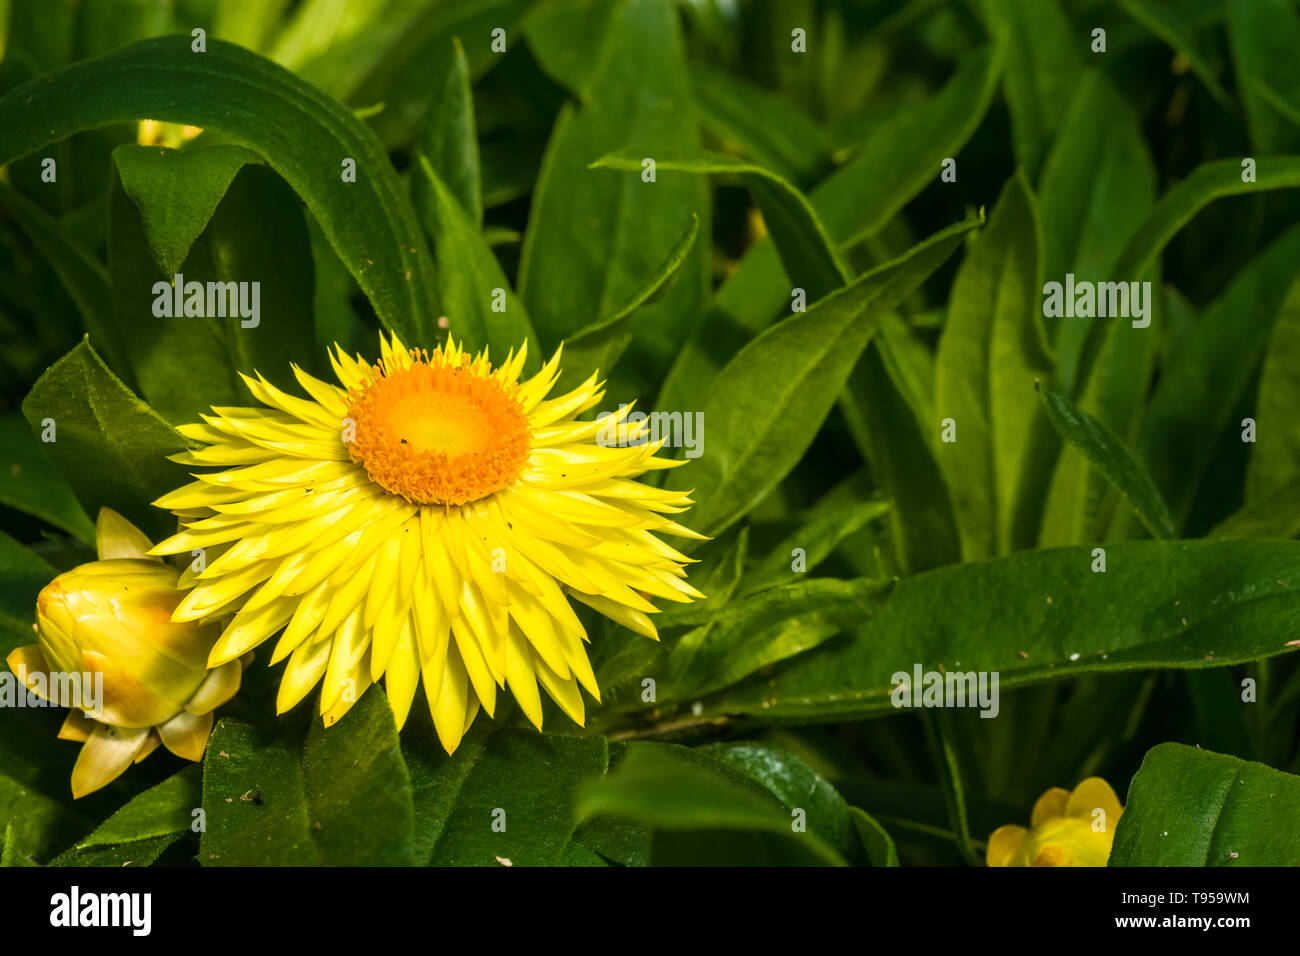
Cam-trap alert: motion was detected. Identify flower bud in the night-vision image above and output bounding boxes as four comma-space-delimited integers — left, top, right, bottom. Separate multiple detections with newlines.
5, 509, 249, 797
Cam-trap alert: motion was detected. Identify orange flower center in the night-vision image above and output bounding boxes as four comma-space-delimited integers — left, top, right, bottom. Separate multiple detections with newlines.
345, 354, 531, 506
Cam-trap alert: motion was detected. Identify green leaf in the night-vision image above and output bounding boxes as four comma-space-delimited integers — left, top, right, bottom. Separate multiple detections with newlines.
922, 711, 979, 866
0, 773, 80, 867
741, 498, 891, 595
414, 36, 481, 226
1109, 158, 1300, 289
1036, 70, 1156, 390
335, 0, 532, 151
700, 741, 893, 866
0, 412, 94, 542
593, 147, 849, 302
112, 143, 261, 278
1111, 743, 1300, 865
980, 0, 1083, 174
0, 183, 119, 370
842, 322, 962, 574
518, 0, 708, 390
1141, 224, 1300, 525
109, 158, 321, 422
849, 807, 900, 867
404, 722, 608, 866
0, 35, 438, 342
675, 216, 981, 537
935, 172, 1055, 558
575, 742, 846, 865
688, 62, 830, 186
1209, 478, 1300, 539
410, 154, 539, 368
522, 0, 617, 96
50, 766, 199, 866
20, 338, 191, 539
662, 578, 888, 703
1037, 382, 1176, 539
1227, 0, 1300, 154
200, 689, 414, 866
1119, 0, 1230, 106
1246, 275, 1300, 501
560, 212, 699, 386
76, 766, 200, 849
694, 539, 1300, 723
657, 43, 1002, 411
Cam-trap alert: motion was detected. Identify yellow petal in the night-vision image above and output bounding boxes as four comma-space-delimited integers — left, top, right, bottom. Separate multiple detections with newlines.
157, 708, 214, 761
95, 508, 157, 560
986, 824, 1029, 867
1031, 786, 1071, 826
72, 724, 150, 798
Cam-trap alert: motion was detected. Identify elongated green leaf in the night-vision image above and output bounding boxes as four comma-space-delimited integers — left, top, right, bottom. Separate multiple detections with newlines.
688, 62, 830, 186
575, 742, 846, 865
700, 741, 893, 866
50, 766, 199, 866
1141, 224, 1300, 525
415, 36, 481, 226
1037, 70, 1155, 390
694, 539, 1300, 723
518, 0, 707, 393
842, 320, 962, 574
1227, 0, 1300, 154
662, 578, 888, 702
1246, 276, 1300, 501
981, 0, 1082, 174
411, 155, 538, 368
560, 213, 699, 386
741, 498, 891, 595
0, 183, 119, 370
850, 807, 900, 867
107, 159, 318, 422
676, 216, 980, 537
521, 0, 617, 97
1119, 0, 1230, 105
76, 765, 199, 849
1037, 382, 1176, 539
0, 35, 438, 342
337, 0, 531, 151
1209, 478, 1300, 539
201, 689, 414, 866
0, 412, 93, 542
1110, 158, 1300, 287
20, 339, 190, 539
403, 722, 608, 866
594, 148, 848, 302
935, 172, 1054, 558
923, 711, 979, 866
658, 44, 1003, 415
1111, 743, 1300, 865
112, 143, 260, 278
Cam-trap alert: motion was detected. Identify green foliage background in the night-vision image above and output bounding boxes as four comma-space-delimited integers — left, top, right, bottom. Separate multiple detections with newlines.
2, 0, 1300, 867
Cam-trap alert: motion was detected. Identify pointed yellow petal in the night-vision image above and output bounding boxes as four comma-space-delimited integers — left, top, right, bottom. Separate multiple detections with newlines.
72, 725, 150, 798
95, 508, 157, 560
157, 709, 214, 761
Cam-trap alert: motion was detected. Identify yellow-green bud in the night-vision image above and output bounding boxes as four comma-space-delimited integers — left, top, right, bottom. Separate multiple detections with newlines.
5, 509, 248, 798
35, 559, 217, 728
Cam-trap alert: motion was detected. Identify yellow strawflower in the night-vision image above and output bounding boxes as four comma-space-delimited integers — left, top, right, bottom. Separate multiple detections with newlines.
150, 333, 703, 752
6, 509, 250, 797
986, 777, 1125, 866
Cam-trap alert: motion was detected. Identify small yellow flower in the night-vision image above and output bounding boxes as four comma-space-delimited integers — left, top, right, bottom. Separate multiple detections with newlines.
986, 777, 1125, 866
5, 509, 249, 798
150, 333, 703, 753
